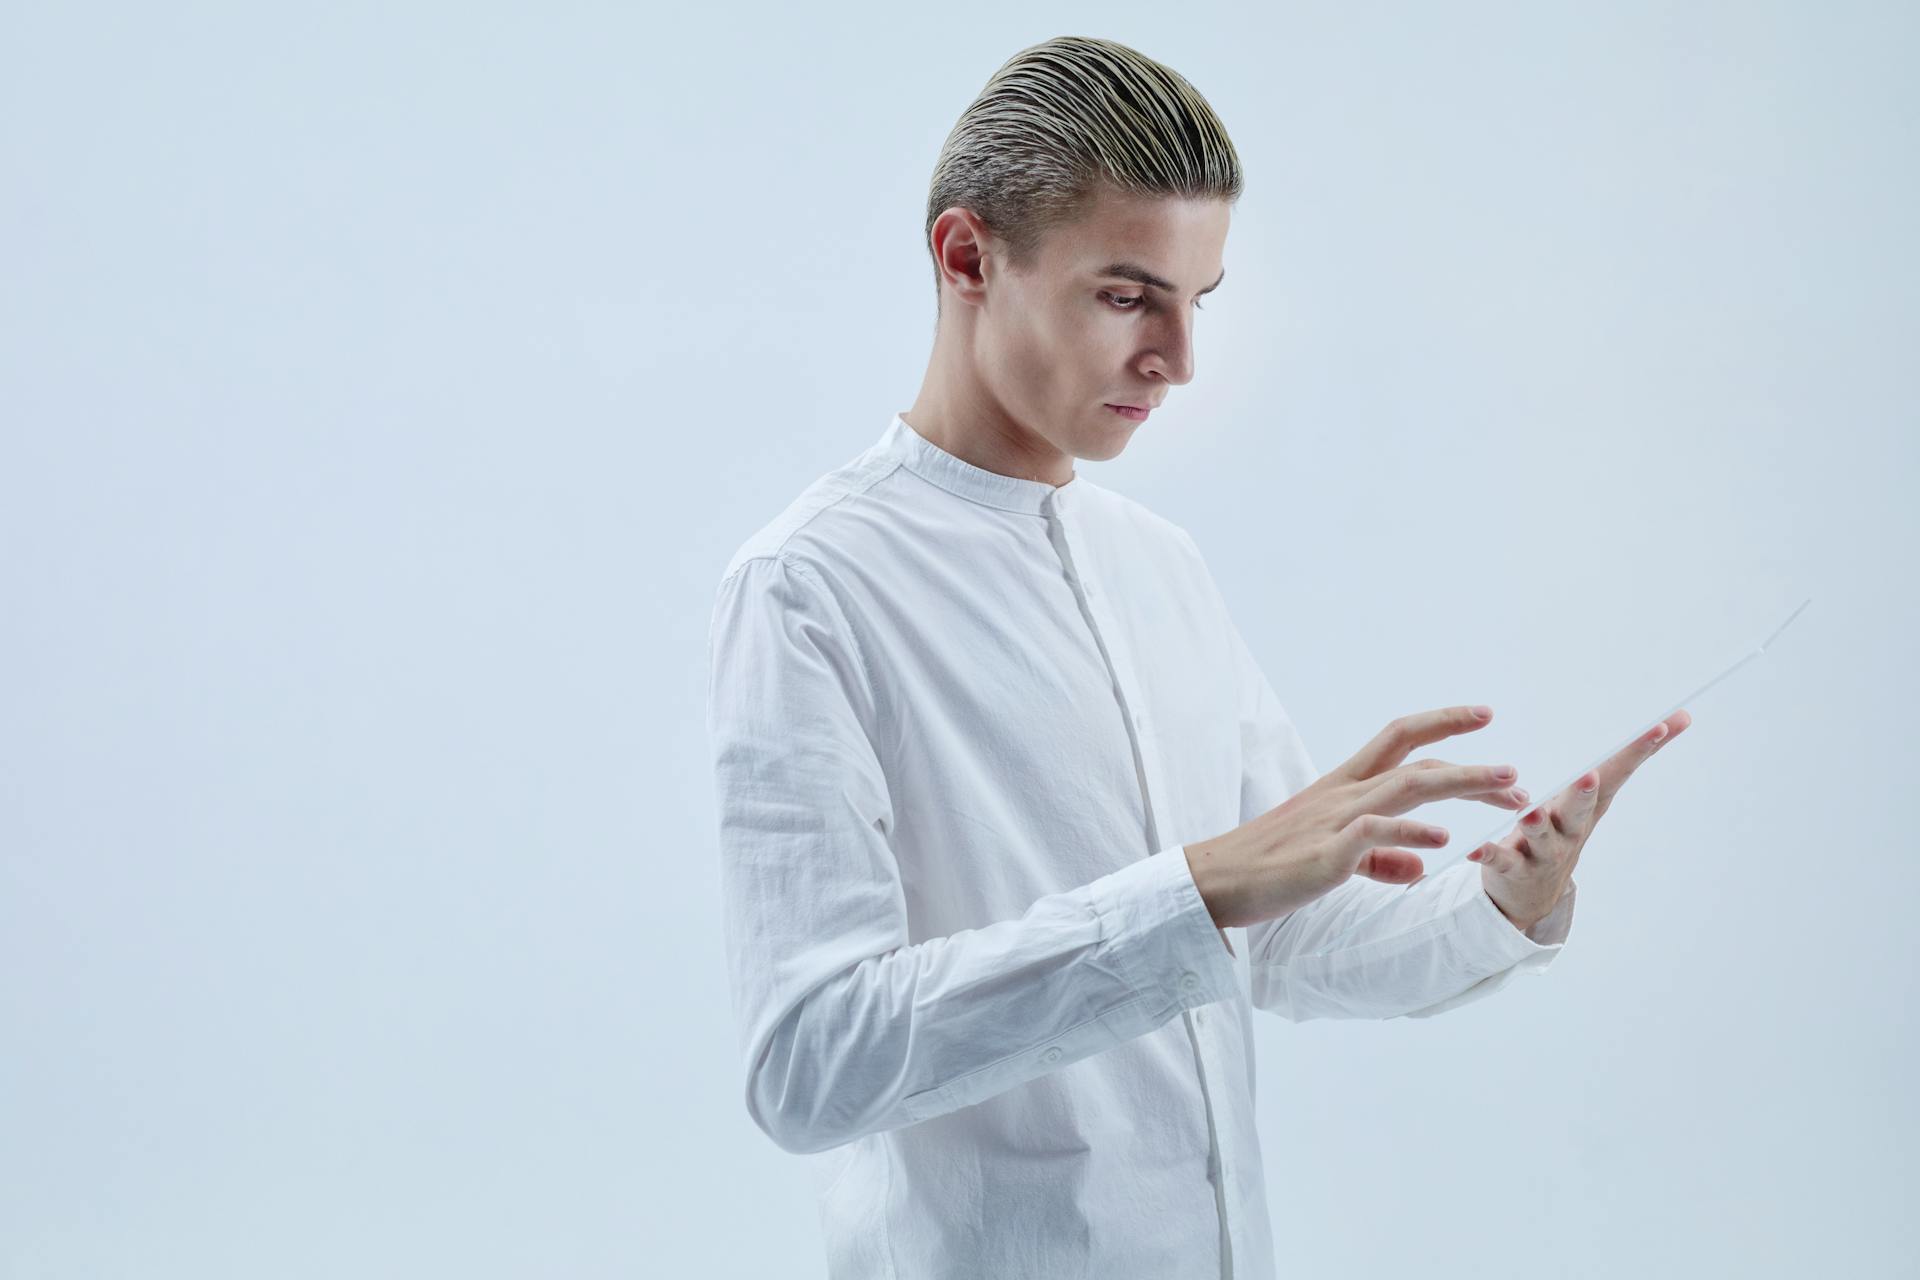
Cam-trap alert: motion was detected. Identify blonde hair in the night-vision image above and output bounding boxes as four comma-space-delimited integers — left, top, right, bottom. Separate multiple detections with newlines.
924, 35, 1242, 308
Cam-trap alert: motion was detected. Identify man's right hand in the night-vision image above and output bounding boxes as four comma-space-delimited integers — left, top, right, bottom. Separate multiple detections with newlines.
1183, 705, 1530, 930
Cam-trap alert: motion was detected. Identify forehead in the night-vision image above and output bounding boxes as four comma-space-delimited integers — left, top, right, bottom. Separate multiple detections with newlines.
1046, 184, 1230, 276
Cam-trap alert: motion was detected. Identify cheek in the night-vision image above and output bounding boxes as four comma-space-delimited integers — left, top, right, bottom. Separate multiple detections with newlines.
1037, 305, 1129, 382
985, 298, 1126, 404
990, 312, 1067, 397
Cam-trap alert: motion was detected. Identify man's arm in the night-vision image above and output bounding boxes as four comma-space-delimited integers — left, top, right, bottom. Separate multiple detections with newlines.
1221, 609, 1576, 1019
1171, 527, 1576, 1021
707, 553, 1238, 1155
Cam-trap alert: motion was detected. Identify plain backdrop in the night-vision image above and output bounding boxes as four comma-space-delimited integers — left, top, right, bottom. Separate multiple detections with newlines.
3, 2, 1915, 1277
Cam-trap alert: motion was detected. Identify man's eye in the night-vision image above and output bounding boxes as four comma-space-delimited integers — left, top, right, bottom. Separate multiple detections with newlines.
1101, 291, 1205, 312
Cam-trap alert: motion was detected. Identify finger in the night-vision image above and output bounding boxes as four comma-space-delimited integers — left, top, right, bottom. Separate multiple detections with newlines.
1355, 847, 1425, 883
1512, 802, 1553, 856
1330, 705, 1494, 782
1394, 759, 1529, 810
1483, 785, 1531, 810
1467, 834, 1525, 875
1550, 769, 1602, 839
1352, 762, 1519, 818
1344, 812, 1452, 858
1592, 711, 1692, 809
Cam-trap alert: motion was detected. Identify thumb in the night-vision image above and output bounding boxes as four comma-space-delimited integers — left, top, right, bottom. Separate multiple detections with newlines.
1355, 848, 1425, 884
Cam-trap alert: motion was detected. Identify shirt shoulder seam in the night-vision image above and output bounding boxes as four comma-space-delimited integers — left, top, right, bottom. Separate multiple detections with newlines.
715, 550, 882, 714
719, 455, 906, 586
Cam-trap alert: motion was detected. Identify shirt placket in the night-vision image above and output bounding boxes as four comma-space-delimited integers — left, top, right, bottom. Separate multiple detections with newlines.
1042, 486, 1240, 1280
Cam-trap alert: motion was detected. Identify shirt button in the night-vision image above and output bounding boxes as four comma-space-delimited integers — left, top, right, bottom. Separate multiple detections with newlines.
1195, 1009, 1207, 1026
1180, 971, 1199, 991
1041, 1046, 1063, 1064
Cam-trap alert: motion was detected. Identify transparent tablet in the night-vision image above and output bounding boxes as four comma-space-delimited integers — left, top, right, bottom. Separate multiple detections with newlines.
1302, 596, 1812, 959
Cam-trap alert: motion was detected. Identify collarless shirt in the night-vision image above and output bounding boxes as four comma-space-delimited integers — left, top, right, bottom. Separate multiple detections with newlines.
705, 412, 1576, 1279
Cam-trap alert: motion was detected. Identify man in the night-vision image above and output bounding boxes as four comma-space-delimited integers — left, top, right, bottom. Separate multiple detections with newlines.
705, 34, 1689, 1279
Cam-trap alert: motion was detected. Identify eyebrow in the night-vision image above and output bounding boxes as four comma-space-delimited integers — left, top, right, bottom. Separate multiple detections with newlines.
1095, 262, 1227, 297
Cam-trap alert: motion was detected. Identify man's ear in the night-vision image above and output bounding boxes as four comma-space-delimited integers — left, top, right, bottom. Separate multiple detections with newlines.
931, 206, 992, 307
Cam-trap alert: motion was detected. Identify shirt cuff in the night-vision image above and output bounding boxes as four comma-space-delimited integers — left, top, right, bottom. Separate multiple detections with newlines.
1088, 845, 1241, 1017
1449, 865, 1575, 967
1393, 871, 1576, 1019
1474, 874, 1578, 953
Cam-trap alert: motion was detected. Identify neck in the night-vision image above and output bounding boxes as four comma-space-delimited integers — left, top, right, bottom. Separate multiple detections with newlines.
904, 340, 1077, 489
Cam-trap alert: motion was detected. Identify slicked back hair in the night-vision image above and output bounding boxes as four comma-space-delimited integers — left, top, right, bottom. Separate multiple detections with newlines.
924, 35, 1242, 313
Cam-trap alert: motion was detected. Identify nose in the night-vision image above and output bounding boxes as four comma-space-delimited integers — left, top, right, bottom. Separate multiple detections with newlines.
1140, 310, 1196, 386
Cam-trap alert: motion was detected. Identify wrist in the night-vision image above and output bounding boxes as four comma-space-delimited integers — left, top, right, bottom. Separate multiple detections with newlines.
1482, 875, 1544, 934
1184, 842, 1229, 927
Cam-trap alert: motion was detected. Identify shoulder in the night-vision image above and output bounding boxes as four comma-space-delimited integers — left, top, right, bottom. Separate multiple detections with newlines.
718, 441, 906, 588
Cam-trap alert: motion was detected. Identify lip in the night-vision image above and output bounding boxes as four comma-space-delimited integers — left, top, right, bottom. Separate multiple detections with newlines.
1105, 404, 1153, 422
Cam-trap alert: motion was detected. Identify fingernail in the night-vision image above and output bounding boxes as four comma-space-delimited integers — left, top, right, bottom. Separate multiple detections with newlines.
1494, 765, 1516, 780
1650, 724, 1669, 743
1512, 788, 1530, 802
1471, 705, 1492, 720
1580, 774, 1597, 792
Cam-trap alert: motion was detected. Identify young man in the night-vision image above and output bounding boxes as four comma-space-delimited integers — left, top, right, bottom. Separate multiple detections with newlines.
705, 34, 1688, 1279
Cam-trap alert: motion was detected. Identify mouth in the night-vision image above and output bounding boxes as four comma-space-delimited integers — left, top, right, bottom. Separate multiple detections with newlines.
1105, 404, 1153, 422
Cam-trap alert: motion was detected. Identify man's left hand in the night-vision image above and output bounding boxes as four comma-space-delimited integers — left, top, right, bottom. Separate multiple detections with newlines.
1470, 710, 1694, 932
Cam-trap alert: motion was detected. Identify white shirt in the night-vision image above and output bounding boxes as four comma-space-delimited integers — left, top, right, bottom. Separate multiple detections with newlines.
705, 412, 1576, 1279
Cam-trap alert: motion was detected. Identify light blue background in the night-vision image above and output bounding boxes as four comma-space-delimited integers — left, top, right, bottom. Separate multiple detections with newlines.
3, 3, 1914, 1276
